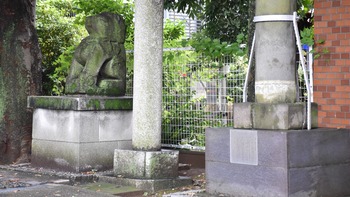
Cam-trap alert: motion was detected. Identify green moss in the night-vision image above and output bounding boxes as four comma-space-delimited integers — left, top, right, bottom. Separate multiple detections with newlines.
105, 99, 132, 110
30, 97, 74, 109
87, 99, 101, 109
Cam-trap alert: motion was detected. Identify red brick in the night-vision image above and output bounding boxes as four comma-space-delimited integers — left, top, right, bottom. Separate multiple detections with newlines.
341, 79, 350, 85
340, 39, 350, 46
326, 99, 336, 105
337, 19, 350, 26
327, 34, 337, 41
333, 27, 341, 33
341, 26, 350, 33
337, 34, 347, 40
314, 15, 323, 21
323, 92, 331, 98
331, 53, 340, 59
335, 99, 350, 105
318, 111, 327, 117
332, 40, 341, 47
327, 86, 336, 92
336, 86, 350, 92
332, 0, 341, 7
322, 117, 331, 124
332, 14, 341, 20
341, 105, 350, 112
328, 21, 336, 27
316, 85, 327, 91
342, 13, 350, 19
334, 59, 346, 66
336, 112, 346, 118
315, 21, 328, 28
341, 53, 350, 59
341, 66, 350, 72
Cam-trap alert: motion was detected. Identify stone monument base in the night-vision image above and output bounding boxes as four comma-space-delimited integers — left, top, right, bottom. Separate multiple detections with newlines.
114, 149, 192, 191
28, 96, 133, 172
206, 128, 350, 197
234, 102, 318, 130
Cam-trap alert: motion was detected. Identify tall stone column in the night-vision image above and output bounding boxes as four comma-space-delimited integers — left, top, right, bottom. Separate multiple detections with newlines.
132, 0, 163, 150
113, 1, 192, 190
255, 0, 297, 103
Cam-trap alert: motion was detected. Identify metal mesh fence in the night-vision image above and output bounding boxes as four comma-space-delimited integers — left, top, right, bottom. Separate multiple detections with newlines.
126, 48, 312, 151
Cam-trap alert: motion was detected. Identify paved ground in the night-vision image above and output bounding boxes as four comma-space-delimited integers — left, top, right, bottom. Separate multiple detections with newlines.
0, 163, 208, 197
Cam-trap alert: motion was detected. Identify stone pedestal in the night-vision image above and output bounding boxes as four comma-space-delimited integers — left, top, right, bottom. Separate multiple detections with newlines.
234, 102, 318, 130
206, 128, 350, 197
113, 149, 192, 192
28, 96, 132, 172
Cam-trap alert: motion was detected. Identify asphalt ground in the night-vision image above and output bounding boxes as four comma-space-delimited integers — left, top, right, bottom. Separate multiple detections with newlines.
0, 164, 209, 197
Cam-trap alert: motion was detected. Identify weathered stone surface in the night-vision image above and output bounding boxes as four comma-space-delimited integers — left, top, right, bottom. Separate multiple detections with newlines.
255, 0, 297, 103
206, 128, 350, 197
114, 149, 179, 179
30, 96, 133, 172
234, 102, 318, 130
232, 102, 252, 128
28, 96, 132, 110
32, 140, 130, 172
132, 0, 164, 150
32, 109, 132, 143
65, 12, 126, 96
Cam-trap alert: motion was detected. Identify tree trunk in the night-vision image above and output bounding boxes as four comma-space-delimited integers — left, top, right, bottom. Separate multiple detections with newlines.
0, 0, 42, 164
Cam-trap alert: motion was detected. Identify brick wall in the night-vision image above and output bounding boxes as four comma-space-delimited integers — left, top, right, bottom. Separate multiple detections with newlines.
313, 0, 350, 128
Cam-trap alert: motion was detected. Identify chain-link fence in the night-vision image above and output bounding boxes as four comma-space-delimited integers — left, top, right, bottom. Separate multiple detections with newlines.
126, 47, 312, 151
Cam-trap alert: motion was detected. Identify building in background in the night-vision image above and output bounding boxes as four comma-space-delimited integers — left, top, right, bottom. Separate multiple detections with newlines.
164, 9, 201, 38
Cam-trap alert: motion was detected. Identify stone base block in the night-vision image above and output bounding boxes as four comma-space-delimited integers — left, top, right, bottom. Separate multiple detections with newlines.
32, 140, 131, 172
28, 96, 133, 172
233, 102, 318, 130
206, 128, 350, 197
114, 149, 179, 179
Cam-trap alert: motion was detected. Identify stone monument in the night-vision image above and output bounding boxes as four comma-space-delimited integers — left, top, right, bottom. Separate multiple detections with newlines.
65, 12, 126, 96
206, 0, 350, 196
113, 0, 191, 192
28, 12, 133, 172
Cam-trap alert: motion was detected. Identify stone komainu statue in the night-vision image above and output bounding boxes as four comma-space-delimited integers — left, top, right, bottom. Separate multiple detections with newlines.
65, 12, 126, 96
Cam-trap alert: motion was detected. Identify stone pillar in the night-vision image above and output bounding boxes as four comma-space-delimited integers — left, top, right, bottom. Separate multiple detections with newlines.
114, 2, 192, 190
132, 0, 163, 150
255, 0, 297, 103
231, 0, 315, 130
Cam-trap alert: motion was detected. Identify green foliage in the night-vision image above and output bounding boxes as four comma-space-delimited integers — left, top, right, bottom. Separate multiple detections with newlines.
36, 0, 86, 95
300, 27, 314, 46
190, 32, 246, 60
203, 0, 249, 43
163, 19, 186, 47
297, 0, 314, 19
50, 45, 76, 95
164, 0, 206, 19
73, 0, 134, 49
161, 27, 247, 147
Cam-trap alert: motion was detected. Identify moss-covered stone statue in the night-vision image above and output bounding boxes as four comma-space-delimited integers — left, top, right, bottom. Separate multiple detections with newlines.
65, 12, 126, 96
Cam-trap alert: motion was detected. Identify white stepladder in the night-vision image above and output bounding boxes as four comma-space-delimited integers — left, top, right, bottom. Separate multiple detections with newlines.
243, 11, 313, 130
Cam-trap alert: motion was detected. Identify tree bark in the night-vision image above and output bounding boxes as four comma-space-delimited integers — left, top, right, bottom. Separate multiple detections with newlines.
0, 0, 42, 164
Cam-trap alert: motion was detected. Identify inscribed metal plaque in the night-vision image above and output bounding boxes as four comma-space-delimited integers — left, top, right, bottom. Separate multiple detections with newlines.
230, 129, 258, 165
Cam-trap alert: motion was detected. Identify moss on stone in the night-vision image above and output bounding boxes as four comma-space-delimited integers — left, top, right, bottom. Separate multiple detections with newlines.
104, 99, 132, 110
87, 99, 101, 109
